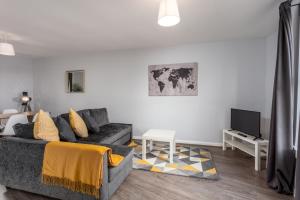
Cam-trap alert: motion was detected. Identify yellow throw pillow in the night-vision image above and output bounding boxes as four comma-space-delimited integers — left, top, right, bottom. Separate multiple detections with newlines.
69, 108, 88, 138
34, 110, 60, 141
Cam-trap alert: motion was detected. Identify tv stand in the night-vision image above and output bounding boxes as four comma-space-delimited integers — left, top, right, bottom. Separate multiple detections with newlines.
253, 136, 263, 141
222, 129, 269, 171
237, 132, 247, 137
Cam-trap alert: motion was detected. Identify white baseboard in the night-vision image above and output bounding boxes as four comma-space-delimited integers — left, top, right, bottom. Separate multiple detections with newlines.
132, 136, 222, 147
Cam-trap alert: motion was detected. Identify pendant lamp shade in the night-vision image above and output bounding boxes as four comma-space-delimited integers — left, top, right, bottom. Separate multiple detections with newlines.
158, 0, 180, 27
0, 42, 15, 56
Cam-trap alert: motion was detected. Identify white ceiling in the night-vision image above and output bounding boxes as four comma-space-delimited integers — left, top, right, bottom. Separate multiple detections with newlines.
0, 0, 281, 57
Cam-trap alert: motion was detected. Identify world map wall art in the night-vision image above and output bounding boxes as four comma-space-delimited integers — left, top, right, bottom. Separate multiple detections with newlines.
148, 62, 198, 96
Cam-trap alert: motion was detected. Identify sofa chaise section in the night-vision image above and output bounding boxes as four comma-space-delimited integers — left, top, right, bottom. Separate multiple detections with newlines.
79, 123, 132, 145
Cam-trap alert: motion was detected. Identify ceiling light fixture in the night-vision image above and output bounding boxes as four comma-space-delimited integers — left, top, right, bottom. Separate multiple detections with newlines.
158, 0, 180, 27
0, 34, 15, 56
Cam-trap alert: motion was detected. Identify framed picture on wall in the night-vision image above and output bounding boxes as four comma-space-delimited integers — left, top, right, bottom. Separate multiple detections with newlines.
148, 62, 198, 96
65, 70, 85, 93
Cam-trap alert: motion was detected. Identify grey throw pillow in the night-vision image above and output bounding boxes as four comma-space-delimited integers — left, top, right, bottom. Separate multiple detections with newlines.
82, 113, 100, 133
13, 123, 34, 139
54, 116, 77, 142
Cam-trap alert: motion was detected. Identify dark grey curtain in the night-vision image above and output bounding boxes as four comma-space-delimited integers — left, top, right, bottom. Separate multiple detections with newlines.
294, 1, 300, 199
297, 131, 300, 199
267, 0, 298, 194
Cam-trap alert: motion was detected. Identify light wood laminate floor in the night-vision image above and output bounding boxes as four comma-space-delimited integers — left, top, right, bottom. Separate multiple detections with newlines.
0, 146, 293, 200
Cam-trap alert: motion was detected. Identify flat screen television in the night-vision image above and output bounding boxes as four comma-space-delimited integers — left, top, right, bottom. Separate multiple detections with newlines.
231, 108, 261, 138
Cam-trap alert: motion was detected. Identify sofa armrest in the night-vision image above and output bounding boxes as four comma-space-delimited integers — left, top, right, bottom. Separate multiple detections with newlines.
100, 143, 133, 157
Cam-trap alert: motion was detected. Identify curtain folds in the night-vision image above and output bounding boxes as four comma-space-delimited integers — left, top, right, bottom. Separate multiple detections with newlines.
297, 133, 300, 199
267, 0, 299, 194
294, 1, 300, 199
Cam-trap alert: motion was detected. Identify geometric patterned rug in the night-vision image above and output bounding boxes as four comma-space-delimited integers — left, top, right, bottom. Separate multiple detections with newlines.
132, 141, 219, 180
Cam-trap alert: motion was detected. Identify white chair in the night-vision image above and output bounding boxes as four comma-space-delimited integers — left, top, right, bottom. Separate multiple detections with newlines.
2, 109, 18, 114
1, 109, 19, 126
1, 114, 28, 136
32, 112, 51, 122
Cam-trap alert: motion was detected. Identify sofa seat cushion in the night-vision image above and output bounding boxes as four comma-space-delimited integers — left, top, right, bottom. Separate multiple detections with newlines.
78, 134, 106, 144
78, 123, 132, 144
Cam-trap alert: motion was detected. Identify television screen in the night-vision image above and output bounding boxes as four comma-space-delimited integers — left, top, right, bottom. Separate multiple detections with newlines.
231, 108, 261, 138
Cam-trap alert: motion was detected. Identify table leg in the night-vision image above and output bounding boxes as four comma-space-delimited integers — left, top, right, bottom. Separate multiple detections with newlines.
149, 140, 153, 152
174, 139, 176, 153
169, 140, 174, 163
265, 144, 269, 169
142, 138, 147, 160
255, 143, 261, 171
232, 136, 236, 150
223, 131, 227, 151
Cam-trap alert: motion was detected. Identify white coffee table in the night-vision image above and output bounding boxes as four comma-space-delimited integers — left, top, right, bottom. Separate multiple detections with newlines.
142, 129, 176, 163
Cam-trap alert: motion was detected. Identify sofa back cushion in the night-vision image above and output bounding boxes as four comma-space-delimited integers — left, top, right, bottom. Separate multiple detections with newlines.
90, 108, 109, 127
60, 108, 109, 130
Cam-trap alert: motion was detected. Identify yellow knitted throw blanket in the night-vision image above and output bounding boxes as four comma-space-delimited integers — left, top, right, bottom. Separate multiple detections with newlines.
42, 141, 124, 199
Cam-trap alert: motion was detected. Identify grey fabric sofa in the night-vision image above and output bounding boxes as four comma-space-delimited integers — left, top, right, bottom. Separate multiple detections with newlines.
0, 108, 133, 200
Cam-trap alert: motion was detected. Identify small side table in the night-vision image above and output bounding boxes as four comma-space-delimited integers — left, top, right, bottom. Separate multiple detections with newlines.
142, 129, 176, 163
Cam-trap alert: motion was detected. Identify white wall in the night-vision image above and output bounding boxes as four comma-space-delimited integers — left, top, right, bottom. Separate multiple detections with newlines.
0, 55, 33, 112
262, 32, 278, 139
33, 38, 269, 144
